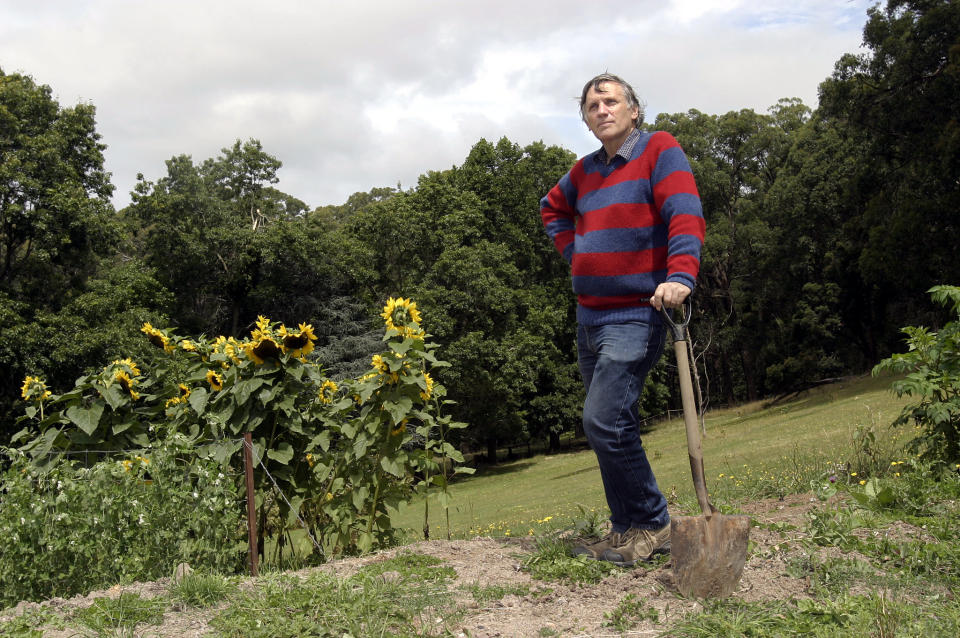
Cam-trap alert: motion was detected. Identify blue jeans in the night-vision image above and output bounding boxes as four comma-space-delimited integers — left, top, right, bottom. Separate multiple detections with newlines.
578, 320, 669, 533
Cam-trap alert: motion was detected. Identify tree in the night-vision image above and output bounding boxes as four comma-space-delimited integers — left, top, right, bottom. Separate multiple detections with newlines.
818, 0, 960, 353
0, 69, 122, 442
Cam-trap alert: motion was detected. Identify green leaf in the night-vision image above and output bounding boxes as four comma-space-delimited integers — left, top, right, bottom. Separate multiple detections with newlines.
286, 496, 304, 525
267, 442, 295, 465
234, 378, 265, 405
384, 397, 413, 424
380, 454, 405, 478
188, 386, 209, 414
66, 402, 104, 436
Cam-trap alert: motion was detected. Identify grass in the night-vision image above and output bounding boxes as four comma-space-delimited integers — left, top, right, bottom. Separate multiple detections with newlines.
5, 373, 958, 637
391, 373, 911, 540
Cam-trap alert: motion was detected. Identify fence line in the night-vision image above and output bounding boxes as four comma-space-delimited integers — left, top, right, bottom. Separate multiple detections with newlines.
245, 437, 326, 559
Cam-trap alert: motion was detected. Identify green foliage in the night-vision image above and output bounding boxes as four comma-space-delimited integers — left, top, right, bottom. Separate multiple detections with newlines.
169, 571, 238, 608
0, 437, 244, 607
603, 593, 659, 631
873, 285, 960, 460
13, 297, 471, 569
210, 560, 458, 638
519, 536, 619, 584
70, 593, 166, 637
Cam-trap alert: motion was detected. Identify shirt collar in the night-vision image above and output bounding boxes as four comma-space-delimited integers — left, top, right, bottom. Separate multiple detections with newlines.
596, 128, 642, 165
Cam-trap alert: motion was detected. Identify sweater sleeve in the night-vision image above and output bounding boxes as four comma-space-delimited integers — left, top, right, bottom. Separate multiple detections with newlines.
540, 167, 579, 264
649, 132, 705, 290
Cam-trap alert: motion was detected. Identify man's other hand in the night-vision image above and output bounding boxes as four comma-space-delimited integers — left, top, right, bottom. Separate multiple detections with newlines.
650, 282, 691, 311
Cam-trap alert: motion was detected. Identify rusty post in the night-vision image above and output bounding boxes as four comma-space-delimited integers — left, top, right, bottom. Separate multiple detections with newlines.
243, 432, 259, 577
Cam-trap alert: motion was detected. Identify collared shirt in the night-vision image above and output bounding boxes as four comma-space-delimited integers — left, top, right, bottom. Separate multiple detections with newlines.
595, 128, 642, 165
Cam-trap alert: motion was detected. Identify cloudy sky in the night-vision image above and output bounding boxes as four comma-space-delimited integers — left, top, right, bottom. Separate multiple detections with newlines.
1, 0, 871, 210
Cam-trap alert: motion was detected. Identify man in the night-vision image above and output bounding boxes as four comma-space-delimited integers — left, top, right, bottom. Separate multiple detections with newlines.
540, 73, 704, 566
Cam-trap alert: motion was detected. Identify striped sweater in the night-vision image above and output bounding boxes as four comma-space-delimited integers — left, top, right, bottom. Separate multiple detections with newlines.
540, 129, 705, 326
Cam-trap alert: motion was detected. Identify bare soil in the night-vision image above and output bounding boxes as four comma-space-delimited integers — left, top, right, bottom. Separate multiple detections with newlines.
3, 492, 934, 637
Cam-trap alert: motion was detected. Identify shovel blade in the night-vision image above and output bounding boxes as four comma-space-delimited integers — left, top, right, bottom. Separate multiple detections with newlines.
671, 513, 750, 598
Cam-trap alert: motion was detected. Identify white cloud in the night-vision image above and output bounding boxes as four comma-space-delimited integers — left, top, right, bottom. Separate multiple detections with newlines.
0, 0, 872, 209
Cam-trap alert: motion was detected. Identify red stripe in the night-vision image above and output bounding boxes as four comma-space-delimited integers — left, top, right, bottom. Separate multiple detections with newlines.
553, 230, 574, 253
572, 247, 666, 277
579, 159, 651, 192
578, 294, 652, 309
654, 171, 699, 202
668, 213, 706, 239
579, 203, 659, 233
668, 254, 701, 277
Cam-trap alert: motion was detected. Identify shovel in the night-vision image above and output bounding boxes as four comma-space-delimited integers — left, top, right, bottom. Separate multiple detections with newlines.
659, 300, 750, 598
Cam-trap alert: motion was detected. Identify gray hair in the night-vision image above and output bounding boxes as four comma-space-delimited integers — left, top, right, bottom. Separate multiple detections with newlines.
578, 73, 645, 128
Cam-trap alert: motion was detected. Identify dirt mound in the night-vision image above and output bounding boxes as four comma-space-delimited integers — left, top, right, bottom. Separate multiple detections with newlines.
5, 493, 892, 637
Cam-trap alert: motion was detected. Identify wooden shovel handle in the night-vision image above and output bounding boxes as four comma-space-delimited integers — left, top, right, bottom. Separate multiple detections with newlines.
660, 302, 714, 516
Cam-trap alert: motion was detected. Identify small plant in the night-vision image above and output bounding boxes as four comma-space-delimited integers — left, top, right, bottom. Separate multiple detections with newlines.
0, 608, 63, 637
873, 284, 960, 462
169, 571, 237, 608
520, 536, 619, 584
466, 582, 530, 605
70, 592, 166, 637
604, 593, 658, 631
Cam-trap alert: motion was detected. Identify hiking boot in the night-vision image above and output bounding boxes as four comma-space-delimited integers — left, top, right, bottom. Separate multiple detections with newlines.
571, 531, 622, 560
602, 524, 671, 566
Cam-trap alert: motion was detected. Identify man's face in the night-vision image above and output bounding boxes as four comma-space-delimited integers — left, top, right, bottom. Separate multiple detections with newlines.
583, 81, 639, 148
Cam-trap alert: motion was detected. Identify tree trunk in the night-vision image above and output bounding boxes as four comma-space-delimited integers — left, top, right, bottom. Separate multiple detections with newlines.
486, 437, 498, 464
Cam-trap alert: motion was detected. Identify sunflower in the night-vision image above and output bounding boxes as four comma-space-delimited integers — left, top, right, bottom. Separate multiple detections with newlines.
114, 370, 140, 400
213, 336, 242, 367
279, 322, 317, 358
141, 322, 175, 353
165, 383, 191, 408
391, 418, 408, 437
112, 358, 142, 377
420, 371, 435, 401
244, 335, 281, 365
380, 297, 425, 340
206, 369, 224, 391
318, 379, 338, 404
180, 340, 197, 352
20, 375, 52, 402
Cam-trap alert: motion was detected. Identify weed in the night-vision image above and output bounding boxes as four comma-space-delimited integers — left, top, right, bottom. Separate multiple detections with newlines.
519, 536, 619, 584
603, 593, 658, 631
69, 592, 166, 637
211, 552, 459, 637
465, 582, 530, 605
0, 607, 63, 637
169, 571, 237, 608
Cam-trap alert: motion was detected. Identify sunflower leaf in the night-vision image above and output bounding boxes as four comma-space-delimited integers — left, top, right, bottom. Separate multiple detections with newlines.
267, 442, 294, 465
66, 403, 104, 436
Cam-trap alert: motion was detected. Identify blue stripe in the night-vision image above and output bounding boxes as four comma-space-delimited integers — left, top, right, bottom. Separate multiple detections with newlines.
668, 233, 701, 256
579, 179, 653, 213
650, 146, 692, 185
572, 271, 666, 297
578, 226, 667, 253
658, 192, 702, 223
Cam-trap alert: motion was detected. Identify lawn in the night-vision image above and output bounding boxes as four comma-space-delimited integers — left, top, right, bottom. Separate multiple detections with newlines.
391, 373, 912, 540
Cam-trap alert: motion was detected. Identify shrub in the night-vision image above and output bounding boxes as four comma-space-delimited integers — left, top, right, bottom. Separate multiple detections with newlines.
873, 285, 960, 462
0, 435, 245, 607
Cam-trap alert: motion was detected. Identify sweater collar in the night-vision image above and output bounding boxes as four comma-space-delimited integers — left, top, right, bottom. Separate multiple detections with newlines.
595, 128, 642, 165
